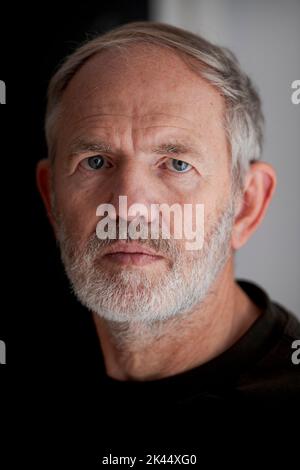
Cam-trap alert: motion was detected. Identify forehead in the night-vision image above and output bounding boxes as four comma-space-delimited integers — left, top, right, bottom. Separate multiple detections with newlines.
55, 44, 228, 162
60, 44, 225, 124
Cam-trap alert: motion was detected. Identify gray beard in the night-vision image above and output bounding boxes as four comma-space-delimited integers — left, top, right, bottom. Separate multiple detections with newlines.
56, 197, 235, 346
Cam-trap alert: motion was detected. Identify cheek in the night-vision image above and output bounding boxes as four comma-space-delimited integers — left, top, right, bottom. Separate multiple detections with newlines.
198, 189, 232, 236
54, 182, 101, 242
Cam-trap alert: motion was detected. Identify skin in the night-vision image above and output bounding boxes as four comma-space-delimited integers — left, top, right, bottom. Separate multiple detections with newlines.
37, 44, 276, 381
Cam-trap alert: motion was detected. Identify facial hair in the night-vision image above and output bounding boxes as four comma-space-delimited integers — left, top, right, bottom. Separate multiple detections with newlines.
56, 197, 236, 332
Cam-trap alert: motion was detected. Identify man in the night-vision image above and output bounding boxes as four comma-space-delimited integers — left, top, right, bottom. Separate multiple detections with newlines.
37, 21, 299, 411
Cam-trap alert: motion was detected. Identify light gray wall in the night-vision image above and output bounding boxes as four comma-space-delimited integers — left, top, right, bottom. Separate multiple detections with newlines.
150, 0, 300, 316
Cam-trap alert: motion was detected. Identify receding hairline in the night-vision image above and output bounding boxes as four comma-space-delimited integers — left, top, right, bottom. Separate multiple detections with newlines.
63, 40, 214, 92
47, 22, 225, 105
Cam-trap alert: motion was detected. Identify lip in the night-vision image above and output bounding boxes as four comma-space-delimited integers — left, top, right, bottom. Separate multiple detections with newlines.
102, 242, 164, 266
103, 241, 161, 257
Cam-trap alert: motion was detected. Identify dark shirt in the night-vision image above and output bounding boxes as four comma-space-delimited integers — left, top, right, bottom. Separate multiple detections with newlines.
89, 281, 300, 460
6, 281, 299, 464
100, 280, 300, 408
71, 280, 299, 462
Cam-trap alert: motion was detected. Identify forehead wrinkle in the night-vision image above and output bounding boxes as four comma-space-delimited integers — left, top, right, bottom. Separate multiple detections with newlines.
66, 119, 208, 151
139, 125, 196, 131
136, 111, 196, 125
71, 112, 197, 124
71, 113, 133, 126
66, 102, 203, 125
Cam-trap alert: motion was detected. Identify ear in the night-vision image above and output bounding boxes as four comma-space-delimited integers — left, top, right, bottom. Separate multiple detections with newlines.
232, 162, 277, 250
36, 159, 57, 233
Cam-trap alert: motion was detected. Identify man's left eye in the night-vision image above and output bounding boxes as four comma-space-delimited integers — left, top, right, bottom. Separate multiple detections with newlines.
166, 159, 192, 173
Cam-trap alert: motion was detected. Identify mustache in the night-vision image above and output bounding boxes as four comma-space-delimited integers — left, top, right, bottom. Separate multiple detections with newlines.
84, 231, 180, 259
57, 218, 183, 262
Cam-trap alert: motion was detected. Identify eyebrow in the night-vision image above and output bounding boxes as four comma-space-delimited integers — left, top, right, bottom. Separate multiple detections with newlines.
152, 141, 200, 156
67, 138, 204, 162
69, 139, 112, 156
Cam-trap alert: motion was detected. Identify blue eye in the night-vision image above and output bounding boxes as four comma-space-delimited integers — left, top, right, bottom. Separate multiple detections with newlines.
167, 159, 191, 173
81, 155, 107, 171
87, 155, 105, 170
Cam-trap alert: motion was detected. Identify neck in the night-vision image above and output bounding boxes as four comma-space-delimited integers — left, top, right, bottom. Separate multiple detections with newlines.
92, 260, 261, 381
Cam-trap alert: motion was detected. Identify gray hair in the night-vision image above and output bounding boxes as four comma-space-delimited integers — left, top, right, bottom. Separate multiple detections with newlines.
45, 21, 264, 188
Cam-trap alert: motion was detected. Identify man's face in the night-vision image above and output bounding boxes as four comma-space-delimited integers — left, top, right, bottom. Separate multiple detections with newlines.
51, 44, 235, 323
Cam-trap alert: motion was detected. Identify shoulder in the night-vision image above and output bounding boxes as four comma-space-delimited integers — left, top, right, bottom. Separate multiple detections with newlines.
236, 282, 300, 401
278, 302, 300, 339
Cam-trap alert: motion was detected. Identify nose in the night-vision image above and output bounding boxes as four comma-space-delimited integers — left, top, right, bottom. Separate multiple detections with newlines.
109, 162, 159, 224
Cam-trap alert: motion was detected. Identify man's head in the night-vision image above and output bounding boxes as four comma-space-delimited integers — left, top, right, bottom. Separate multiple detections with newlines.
37, 22, 276, 325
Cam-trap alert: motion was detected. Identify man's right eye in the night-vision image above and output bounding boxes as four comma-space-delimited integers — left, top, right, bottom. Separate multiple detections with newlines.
81, 155, 106, 171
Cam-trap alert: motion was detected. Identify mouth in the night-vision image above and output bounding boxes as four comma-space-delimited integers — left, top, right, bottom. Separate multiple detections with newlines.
102, 241, 164, 266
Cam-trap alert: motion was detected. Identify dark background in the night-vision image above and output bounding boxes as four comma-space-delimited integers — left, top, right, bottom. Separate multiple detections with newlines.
0, 0, 149, 370
1, 3, 150, 460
